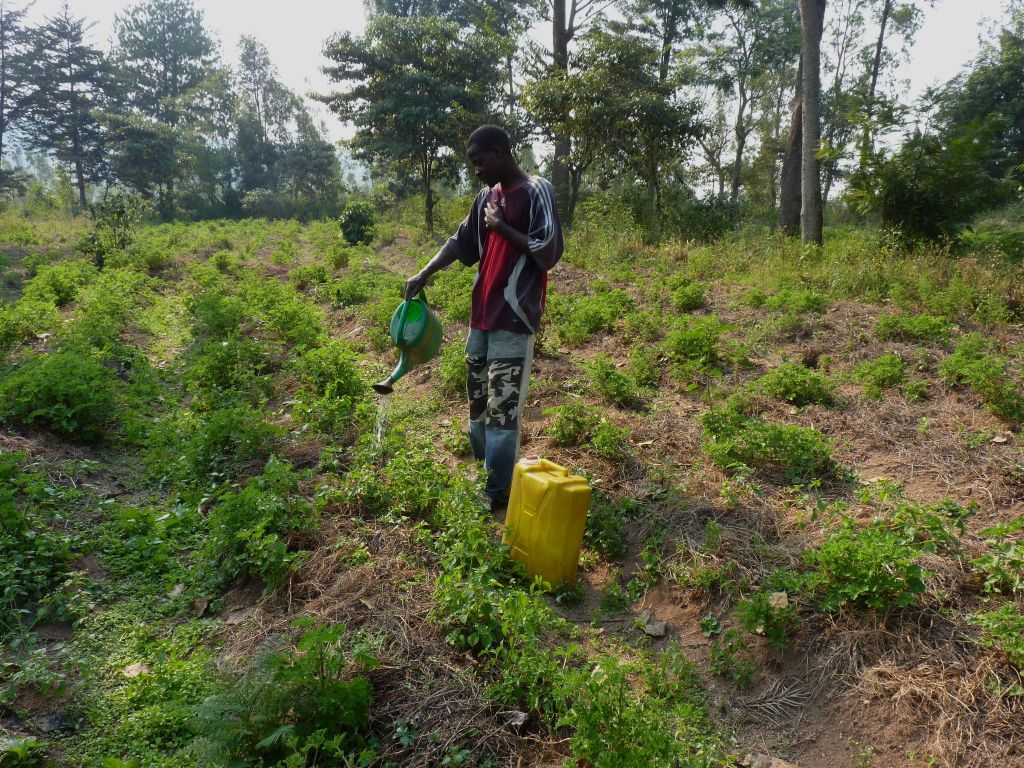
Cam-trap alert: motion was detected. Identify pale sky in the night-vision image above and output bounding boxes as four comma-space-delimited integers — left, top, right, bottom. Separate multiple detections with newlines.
23, 0, 1012, 144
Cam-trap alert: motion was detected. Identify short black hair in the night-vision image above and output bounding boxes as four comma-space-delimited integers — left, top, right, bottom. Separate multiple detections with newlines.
467, 124, 511, 154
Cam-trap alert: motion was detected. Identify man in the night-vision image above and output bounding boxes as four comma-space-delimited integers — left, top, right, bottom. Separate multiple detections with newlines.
404, 125, 563, 510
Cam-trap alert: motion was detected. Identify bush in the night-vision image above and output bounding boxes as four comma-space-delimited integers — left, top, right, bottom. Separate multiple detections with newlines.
584, 354, 641, 407
867, 125, 1013, 241
21, 259, 97, 307
184, 337, 276, 409
805, 518, 926, 611
202, 457, 318, 588
755, 363, 835, 406
702, 409, 838, 481
970, 604, 1024, 669
294, 341, 367, 434
0, 349, 117, 441
0, 452, 74, 636
546, 401, 599, 446
0, 298, 60, 351
940, 333, 1024, 424
339, 201, 376, 245
763, 288, 828, 314
853, 352, 906, 399
734, 570, 803, 651
672, 278, 706, 311
875, 313, 953, 343
548, 287, 634, 346
584, 493, 643, 560
193, 622, 374, 765
662, 316, 722, 380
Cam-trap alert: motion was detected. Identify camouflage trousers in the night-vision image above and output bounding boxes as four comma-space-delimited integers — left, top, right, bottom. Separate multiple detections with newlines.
466, 328, 535, 497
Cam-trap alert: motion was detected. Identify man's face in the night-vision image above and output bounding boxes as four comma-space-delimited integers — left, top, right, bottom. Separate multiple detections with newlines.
467, 144, 501, 186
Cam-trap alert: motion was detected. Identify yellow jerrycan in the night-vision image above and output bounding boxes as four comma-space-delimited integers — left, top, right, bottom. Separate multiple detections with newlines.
501, 457, 591, 587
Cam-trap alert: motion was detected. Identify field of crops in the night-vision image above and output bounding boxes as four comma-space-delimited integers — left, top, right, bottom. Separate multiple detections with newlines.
2, 202, 1023, 767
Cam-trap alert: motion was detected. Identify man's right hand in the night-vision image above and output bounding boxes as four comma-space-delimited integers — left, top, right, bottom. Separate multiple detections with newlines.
404, 272, 428, 300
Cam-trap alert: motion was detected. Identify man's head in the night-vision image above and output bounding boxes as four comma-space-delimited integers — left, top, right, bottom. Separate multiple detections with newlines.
466, 125, 514, 186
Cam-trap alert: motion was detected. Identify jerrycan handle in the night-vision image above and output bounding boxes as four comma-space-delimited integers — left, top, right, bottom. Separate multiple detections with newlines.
395, 289, 428, 341
529, 457, 570, 477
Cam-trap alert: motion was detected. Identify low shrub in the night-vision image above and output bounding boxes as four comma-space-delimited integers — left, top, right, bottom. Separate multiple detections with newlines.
584, 354, 642, 408
184, 337, 276, 409
294, 341, 368, 434
202, 457, 319, 589
548, 287, 634, 346
969, 604, 1024, 669
805, 517, 926, 611
940, 333, 1024, 424
971, 517, 1024, 594
755, 363, 835, 406
546, 401, 599, 447
193, 622, 374, 765
672, 278, 706, 311
0, 452, 74, 636
875, 313, 952, 343
556, 653, 725, 768
734, 570, 803, 651
763, 288, 828, 314
288, 263, 330, 291
21, 259, 97, 307
584, 493, 642, 560
0, 298, 60, 351
662, 316, 722, 380
339, 200, 376, 245
853, 352, 906, 399
702, 409, 838, 481
0, 349, 116, 441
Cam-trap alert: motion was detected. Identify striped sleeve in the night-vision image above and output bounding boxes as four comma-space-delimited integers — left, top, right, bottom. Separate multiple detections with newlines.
526, 178, 563, 271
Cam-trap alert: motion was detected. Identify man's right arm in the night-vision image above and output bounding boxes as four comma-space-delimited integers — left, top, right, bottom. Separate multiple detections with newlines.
404, 246, 460, 299
404, 192, 485, 299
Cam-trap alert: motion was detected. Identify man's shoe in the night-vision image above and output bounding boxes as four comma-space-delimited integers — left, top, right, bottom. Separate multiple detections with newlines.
487, 490, 510, 512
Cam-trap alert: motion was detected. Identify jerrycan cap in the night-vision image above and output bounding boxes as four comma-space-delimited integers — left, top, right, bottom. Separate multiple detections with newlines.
521, 455, 541, 464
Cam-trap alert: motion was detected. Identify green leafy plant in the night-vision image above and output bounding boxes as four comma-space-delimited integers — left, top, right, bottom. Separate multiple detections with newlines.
940, 333, 1024, 424
201, 457, 319, 589
293, 340, 368, 434
339, 200, 376, 245
702, 409, 839, 481
194, 621, 375, 765
662, 316, 721, 381
735, 571, 802, 651
0, 349, 117, 441
584, 354, 642, 408
709, 629, 755, 689
875, 313, 952, 343
0, 452, 74, 637
548, 287, 634, 346
672, 277, 706, 311
971, 517, 1024, 594
969, 604, 1024, 669
755, 362, 836, 406
853, 352, 906, 399
805, 518, 926, 612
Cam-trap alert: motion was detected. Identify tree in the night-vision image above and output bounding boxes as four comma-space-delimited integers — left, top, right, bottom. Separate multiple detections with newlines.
800, 0, 826, 245
937, 5, 1024, 180
0, 1, 31, 174
778, 54, 802, 234
318, 15, 497, 231
19, 2, 113, 208
689, 0, 799, 204
111, 0, 218, 218
527, 24, 701, 230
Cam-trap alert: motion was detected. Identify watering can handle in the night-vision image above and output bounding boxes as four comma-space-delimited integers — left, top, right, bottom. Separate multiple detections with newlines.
395, 289, 428, 341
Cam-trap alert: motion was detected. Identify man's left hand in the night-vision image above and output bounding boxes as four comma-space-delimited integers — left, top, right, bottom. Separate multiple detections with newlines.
484, 202, 504, 230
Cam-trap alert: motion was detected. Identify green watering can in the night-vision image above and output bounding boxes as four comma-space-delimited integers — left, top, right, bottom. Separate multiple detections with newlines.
372, 290, 443, 394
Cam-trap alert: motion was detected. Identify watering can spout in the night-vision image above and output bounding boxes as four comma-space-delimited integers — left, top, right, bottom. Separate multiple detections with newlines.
372, 352, 410, 395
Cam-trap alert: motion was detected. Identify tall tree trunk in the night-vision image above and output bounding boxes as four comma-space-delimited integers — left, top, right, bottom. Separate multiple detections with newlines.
778, 56, 803, 235
800, 0, 825, 245
730, 87, 749, 205
422, 154, 433, 233
858, 0, 891, 180
551, 0, 572, 223
658, 5, 679, 84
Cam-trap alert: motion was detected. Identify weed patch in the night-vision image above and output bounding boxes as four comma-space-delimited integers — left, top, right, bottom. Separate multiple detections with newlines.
940, 333, 1024, 424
